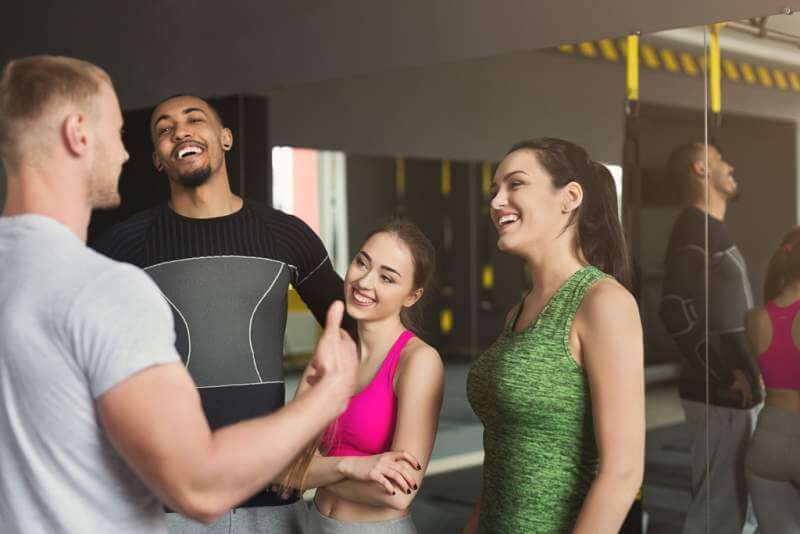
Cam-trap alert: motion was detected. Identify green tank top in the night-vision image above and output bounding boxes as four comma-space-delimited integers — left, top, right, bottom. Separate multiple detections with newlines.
466, 265, 606, 533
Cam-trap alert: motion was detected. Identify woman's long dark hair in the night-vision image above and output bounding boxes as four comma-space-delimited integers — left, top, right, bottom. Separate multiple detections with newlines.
506, 138, 633, 290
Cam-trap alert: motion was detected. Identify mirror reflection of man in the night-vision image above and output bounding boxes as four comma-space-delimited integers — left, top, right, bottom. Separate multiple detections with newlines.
659, 143, 761, 534
93, 94, 353, 533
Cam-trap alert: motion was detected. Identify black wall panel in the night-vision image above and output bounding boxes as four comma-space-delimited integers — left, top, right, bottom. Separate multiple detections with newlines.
345, 154, 525, 359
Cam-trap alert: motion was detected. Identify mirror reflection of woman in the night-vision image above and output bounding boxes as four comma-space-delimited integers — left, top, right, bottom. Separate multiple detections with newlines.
279, 220, 443, 534
464, 138, 645, 533
745, 228, 800, 533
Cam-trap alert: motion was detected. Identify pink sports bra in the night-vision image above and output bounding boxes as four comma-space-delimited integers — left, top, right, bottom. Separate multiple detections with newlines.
760, 300, 800, 390
322, 330, 415, 456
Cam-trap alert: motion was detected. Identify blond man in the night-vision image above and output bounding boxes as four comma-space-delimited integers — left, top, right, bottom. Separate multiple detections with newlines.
0, 55, 356, 534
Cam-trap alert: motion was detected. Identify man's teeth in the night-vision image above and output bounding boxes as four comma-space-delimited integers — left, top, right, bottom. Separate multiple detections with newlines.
178, 147, 202, 159
498, 214, 519, 225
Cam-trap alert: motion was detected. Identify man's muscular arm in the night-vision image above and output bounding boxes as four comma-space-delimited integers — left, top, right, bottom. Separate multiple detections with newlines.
295, 256, 357, 339
97, 302, 357, 524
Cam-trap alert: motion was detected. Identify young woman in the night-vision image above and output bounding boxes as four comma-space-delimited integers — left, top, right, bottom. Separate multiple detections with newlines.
280, 220, 444, 533
465, 138, 645, 533
745, 228, 800, 533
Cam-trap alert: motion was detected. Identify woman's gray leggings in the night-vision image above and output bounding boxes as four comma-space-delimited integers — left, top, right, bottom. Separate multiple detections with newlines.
307, 502, 418, 534
745, 405, 800, 534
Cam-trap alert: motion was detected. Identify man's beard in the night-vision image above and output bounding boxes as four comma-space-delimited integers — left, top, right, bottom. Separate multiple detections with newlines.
723, 177, 740, 203
90, 188, 122, 210
712, 171, 740, 203
172, 164, 212, 188
87, 147, 122, 210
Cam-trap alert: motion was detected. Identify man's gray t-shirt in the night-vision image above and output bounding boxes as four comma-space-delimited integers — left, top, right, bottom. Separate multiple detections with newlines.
0, 215, 180, 533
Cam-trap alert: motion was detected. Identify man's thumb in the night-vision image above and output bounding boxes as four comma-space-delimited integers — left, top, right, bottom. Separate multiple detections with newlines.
323, 301, 345, 337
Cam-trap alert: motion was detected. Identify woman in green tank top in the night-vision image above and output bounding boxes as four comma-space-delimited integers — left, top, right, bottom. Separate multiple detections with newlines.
464, 138, 645, 533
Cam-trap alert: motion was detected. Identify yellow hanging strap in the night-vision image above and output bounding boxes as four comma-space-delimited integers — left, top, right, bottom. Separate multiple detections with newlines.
440, 309, 453, 335
481, 161, 495, 294
709, 23, 724, 114
440, 159, 452, 198
481, 162, 492, 198
482, 265, 494, 291
626, 34, 640, 102
394, 156, 406, 200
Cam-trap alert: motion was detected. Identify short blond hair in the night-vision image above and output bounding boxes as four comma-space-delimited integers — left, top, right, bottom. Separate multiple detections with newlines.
0, 55, 111, 166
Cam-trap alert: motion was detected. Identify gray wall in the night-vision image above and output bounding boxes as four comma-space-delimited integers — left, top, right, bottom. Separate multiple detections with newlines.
270, 50, 626, 163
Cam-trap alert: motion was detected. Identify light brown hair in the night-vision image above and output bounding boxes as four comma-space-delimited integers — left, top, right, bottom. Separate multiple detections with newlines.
363, 219, 436, 333
277, 219, 436, 496
0, 55, 111, 166
764, 227, 800, 303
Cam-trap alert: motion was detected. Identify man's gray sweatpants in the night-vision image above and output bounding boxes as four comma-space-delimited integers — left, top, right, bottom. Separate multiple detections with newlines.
681, 400, 760, 534
166, 501, 308, 534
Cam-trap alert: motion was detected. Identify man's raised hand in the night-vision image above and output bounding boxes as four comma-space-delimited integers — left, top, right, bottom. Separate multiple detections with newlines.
306, 301, 357, 412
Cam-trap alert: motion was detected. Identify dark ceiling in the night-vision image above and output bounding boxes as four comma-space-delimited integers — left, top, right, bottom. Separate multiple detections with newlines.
2, 1, 799, 108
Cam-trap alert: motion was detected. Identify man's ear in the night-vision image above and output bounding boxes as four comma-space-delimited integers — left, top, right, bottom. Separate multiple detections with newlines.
63, 113, 89, 158
692, 160, 706, 178
152, 151, 164, 172
221, 128, 233, 151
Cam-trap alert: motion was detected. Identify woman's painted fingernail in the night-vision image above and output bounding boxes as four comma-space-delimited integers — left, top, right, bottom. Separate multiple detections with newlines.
406, 489, 411, 494
416, 464, 422, 470
413, 484, 418, 490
